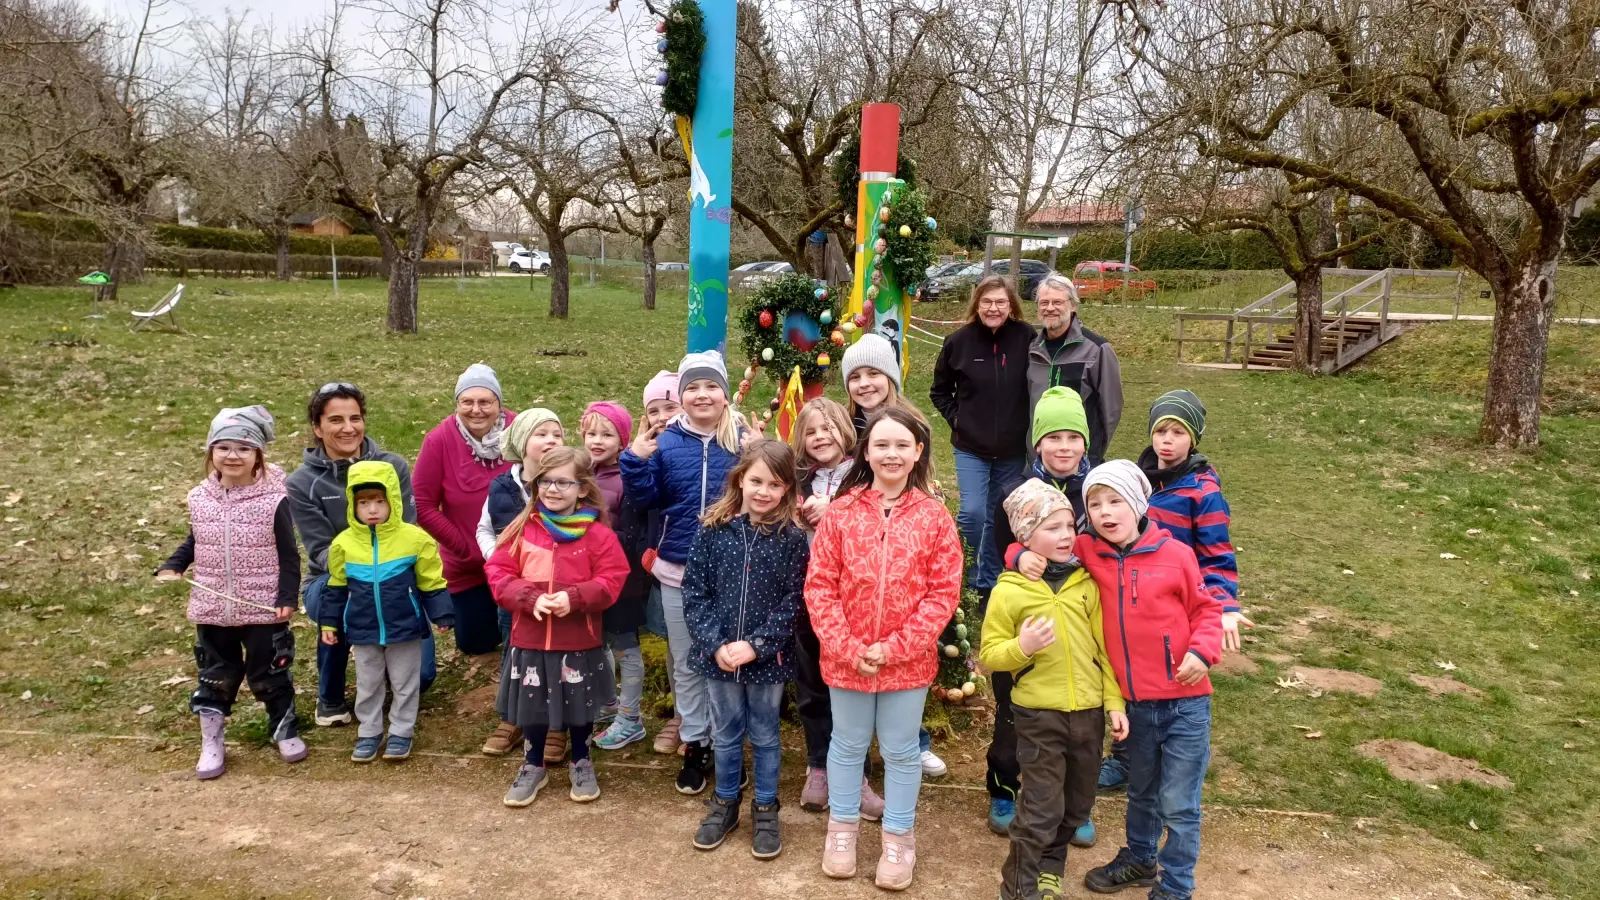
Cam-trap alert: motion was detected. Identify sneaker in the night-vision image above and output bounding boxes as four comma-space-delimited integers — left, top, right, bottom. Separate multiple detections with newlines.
504, 764, 549, 807
351, 736, 381, 763
751, 799, 782, 859
481, 722, 523, 757
597, 700, 619, 725
315, 699, 353, 727
1098, 756, 1128, 792
594, 716, 645, 751
544, 730, 569, 765
800, 767, 829, 812
693, 793, 741, 850
821, 816, 859, 878
1083, 848, 1157, 894
196, 711, 226, 780
1071, 819, 1097, 848
1148, 888, 1185, 900
676, 741, 711, 795
1038, 873, 1065, 900
860, 778, 885, 822
875, 829, 917, 891
277, 736, 309, 763
920, 748, 947, 777
653, 716, 681, 754
383, 735, 412, 761
987, 797, 1016, 835
568, 759, 600, 802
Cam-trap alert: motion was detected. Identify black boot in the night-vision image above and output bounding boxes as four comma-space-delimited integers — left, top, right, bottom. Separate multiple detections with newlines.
692, 792, 740, 850
676, 740, 712, 795
1083, 848, 1157, 894
751, 798, 782, 860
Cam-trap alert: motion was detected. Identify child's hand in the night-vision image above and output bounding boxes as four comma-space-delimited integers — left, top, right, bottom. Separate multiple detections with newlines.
630, 422, 663, 459
1017, 616, 1057, 656
801, 494, 829, 525
716, 641, 757, 671
1016, 550, 1047, 581
435, 623, 453, 633
534, 592, 571, 619
1109, 710, 1129, 741
1221, 611, 1254, 652
1174, 651, 1208, 685
320, 629, 339, 645
862, 642, 887, 667
854, 657, 881, 677
154, 570, 181, 583
275, 606, 295, 623
742, 422, 765, 446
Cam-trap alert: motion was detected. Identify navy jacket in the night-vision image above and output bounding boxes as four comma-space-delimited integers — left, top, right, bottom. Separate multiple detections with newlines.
618, 419, 742, 564
682, 516, 810, 683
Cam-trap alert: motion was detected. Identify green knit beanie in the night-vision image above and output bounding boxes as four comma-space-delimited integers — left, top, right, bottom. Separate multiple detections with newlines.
1148, 389, 1206, 444
1031, 387, 1091, 450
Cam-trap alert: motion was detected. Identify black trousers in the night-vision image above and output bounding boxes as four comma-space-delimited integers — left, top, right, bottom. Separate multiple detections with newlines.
986, 669, 1022, 800
1001, 706, 1104, 899
191, 623, 298, 740
450, 583, 502, 657
793, 613, 833, 769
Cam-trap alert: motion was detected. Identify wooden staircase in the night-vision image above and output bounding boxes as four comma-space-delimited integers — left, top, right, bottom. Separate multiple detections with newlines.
1245, 314, 1393, 371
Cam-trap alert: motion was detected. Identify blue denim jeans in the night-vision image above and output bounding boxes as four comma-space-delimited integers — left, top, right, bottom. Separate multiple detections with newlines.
827, 686, 927, 835
1124, 696, 1212, 900
643, 583, 668, 637
706, 679, 784, 805
659, 584, 710, 743
952, 449, 1027, 591
304, 573, 436, 703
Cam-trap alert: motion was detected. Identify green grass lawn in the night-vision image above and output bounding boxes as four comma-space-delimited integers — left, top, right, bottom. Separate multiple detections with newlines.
2, 275, 1598, 897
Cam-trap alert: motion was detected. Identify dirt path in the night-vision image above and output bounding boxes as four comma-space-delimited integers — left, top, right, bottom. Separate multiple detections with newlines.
0, 738, 1528, 900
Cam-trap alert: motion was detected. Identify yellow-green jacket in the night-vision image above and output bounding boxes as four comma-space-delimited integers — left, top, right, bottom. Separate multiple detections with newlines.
979, 566, 1125, 714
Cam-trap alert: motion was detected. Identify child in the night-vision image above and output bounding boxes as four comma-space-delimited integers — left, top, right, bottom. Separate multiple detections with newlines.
475, 407, 564, 758
804, 407, 964, 890
793, 396, 856, 532
1076, 461, 1222, 900
637, 371, 685, 752
682, 440, 810, 859
619, 351, 745, 793
318, 461, 455, 762
981, 480, 1127, 900
155, 406, 305, 779
486, 447, 629, 806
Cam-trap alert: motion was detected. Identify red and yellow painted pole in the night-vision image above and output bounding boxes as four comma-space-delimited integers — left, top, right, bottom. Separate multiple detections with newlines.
846, 103, 909, 378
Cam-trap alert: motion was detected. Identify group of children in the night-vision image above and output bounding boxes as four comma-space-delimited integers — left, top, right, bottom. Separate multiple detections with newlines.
155, 330, 1239, 900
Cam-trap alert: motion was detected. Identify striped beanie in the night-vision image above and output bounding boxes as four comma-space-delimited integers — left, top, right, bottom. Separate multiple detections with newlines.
1149, 389, 1206, 444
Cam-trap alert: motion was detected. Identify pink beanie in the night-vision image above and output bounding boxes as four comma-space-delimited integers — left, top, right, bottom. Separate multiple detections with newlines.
643, 370, 680, 406
584, 401, 634, 443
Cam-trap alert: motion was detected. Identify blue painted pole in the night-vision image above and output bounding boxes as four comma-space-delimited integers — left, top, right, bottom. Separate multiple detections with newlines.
684, 0, 737, 355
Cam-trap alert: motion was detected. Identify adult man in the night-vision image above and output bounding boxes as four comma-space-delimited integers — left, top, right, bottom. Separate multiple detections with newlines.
1026, 274, 1123, 465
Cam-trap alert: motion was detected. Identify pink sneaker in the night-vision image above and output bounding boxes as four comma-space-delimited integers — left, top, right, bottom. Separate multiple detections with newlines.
821, 816, 859, 879
277, 736, 308, 763
875, 828, 917, 891
859, 778, 884, 822
195, 712, 225, 780
801, 767, 829, 812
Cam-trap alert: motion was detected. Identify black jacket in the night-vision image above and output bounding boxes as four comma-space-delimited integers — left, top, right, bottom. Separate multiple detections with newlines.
930, 318, 1036, 459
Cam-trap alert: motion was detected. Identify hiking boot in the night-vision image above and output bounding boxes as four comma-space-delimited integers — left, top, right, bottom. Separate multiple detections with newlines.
653, 716, 682, 754
594, 715, 645, 751
692, 793, 740, 850
383, 735, 412, 761
1098, 756, 1128, 792
481, 722, 523, 757
676, 740, 712, 795
351, 736, 381, 763
751, 799, 782, 860
544, 730, 569, 765
196, 712, 226, 780
988, 797, 1016, 835
503, 764, 548, 807
860, 778, 885, 822
821, 816, 858, 878
1038, 872, 1065, 900
920, 748, 948, 777
314, 699, 353, 727
875, 828, 917, 891
1084, 848, 1158, 894
1071, 819, 1097, 848
568, 759, 600, 802
800, 766, 829, 811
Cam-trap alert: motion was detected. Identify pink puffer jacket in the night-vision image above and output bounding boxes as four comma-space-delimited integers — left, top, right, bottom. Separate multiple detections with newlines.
186, 465, 287, 626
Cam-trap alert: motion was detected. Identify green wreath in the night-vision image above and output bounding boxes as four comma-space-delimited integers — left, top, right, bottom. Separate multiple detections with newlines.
737, 272, 840, 385
831, 129, 918, 213
660, 0, 705, 118
881, 185, 937, 289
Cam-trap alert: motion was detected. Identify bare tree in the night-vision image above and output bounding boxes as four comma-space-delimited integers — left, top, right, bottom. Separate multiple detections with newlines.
607, 124, 685, 310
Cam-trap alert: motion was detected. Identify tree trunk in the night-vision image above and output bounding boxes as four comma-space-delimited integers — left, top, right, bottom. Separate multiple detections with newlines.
1479, 257, 1557, 447
549, 237, 571, 318
1008, 236, 1024, 296
1290, 266, 1323, 373
95, 235, 131, 303
640, 237, 658, 310
272, 224, 292, 281
385, 228, 425, 334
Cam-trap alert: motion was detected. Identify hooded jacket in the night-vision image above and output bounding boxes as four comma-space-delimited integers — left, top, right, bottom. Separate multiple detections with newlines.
285, 439, 416, 588
1027, 317, 1123, 465
617, 417, 742, 564
929, 318, 1036, 459
682, 516, 810, 684
979, 565, 1125, 715
804, 486, 965, 693
1138, 448, 1239, 612
320, 461, 453, 645
1075, 524, 1222, 702
483, 510, 630, 652
413, 412, 516, 591
994, 455, 1091, 574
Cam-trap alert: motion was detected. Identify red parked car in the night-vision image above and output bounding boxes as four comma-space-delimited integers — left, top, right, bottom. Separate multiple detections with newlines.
1072, 261, 1157, 300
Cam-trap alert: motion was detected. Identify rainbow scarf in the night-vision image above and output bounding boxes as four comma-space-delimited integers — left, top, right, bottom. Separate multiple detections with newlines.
538, 504, 598, 543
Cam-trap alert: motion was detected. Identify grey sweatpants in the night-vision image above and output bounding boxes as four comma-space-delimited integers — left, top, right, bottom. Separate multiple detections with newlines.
353, 641, 424, 739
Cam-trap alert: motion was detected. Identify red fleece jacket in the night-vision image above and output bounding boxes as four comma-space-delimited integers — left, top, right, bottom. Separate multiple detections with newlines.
484, 519, 628, 652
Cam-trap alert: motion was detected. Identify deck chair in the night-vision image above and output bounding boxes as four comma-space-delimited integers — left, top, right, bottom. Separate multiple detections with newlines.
130, 283, 184, 333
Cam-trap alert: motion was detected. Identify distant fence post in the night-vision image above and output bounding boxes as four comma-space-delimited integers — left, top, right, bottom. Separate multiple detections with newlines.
331, 240, 339, 296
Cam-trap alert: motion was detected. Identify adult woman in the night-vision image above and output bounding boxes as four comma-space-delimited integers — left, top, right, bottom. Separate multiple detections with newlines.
414, 364, 516, 660
929, 275, 1035, 598
286, 382, 434, 727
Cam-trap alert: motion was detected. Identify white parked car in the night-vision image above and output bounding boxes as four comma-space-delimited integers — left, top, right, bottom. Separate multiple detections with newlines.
505, 248, 550, 274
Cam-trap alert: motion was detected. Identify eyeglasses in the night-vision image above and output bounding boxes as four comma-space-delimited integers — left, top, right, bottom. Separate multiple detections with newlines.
977, 299, 1011, 310
537, 478, 579, 492
457, 397, 499, 410
317, 381, 358, 396
213, 444, 255, 458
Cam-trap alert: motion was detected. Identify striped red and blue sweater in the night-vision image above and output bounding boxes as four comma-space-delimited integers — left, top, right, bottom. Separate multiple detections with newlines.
1138, 448, 1238, 612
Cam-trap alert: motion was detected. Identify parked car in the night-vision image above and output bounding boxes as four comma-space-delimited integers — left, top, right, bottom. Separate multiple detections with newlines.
656, 261, 689, 271
506, 248, 551, 274
491, 241, 525, 266
916, 262, 982, 303
731, 260, 794, 290
991, 259, 1054, 300
1072, 260, 1156, 300
924, 261, 972, 280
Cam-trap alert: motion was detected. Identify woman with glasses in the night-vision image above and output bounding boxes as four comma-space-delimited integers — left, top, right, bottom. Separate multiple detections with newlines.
930, 275, 1036, 600
286, 382, 432, 728
1027, 274, 1122, 466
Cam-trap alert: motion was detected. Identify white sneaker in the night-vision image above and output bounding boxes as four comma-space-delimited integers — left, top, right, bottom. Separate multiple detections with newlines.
920, 749, 947, 777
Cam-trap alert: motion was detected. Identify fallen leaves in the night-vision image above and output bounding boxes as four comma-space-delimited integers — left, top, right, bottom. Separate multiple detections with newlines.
133, 605, 155, 616
159, 674, 192, 687
20, 690, 33, 700
134, 704, 155, 715
1439, 552, 1459, 560
2, 492, 21, 507
1435, 660, 1459, 671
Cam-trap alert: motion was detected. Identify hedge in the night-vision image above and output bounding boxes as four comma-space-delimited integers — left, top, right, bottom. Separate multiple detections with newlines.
8, 212, 387, 258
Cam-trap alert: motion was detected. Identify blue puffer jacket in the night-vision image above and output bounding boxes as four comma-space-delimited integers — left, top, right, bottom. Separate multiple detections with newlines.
682, 516, 810, 683
618, 419, 742, 564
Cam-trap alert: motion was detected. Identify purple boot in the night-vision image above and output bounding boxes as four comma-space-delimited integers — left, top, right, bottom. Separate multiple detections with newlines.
196, 712, 226, 780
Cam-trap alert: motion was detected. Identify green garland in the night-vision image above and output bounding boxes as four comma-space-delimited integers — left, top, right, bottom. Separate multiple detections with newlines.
831, 129, 918, 213
932, 546, 984, 703
660, 0, 705, 118
882, 185, 937, 289
737, 272, 840, 385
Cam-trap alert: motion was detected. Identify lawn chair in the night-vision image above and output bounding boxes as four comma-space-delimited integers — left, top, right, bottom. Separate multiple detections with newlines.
130, 283, 184, 333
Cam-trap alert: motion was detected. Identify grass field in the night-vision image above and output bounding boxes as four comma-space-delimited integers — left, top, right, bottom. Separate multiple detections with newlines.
1, 274, 1598, 897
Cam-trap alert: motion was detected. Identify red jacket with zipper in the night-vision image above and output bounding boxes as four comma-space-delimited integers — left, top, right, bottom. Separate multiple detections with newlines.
804, 486, 965, 693
484, 517, 629, 652
1075, 524, 1223, 702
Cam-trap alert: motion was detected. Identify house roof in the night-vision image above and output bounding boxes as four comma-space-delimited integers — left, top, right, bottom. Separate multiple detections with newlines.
1027, 203, 1123, 226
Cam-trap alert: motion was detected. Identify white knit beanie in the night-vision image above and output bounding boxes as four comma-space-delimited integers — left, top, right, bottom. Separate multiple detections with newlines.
678, 350, 730, 397
841, 333, 902, 391
1083, 459, 1152, 520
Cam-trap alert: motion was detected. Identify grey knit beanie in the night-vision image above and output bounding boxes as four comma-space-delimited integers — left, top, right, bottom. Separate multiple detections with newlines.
1083, 459, 1152, 521
455, 363, 502, 401
678, 350, 730, 397
206, 405, 276, 449
841, 333, 902, 391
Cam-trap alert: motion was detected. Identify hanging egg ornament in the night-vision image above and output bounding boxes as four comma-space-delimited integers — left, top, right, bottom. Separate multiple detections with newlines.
947, 687, 965, 703
655, 69, 669, 86
831, 330, 845, 345
841, 320, 855, 335
762, 409, 773, 421
955, 623, 968, 640
854, 313, 868, 328
963, 680, 978, 696
655, 19, 667, 32
739, 379, 752, 394
873, 238, 887, 254
758, 309, 774, 328
898, 224, 913, 238
761, 347, 774, 362
769, 397, 781, 412
867, 285, 880, 303
844, 214, 853, 228
959, 639, 971, 654
925, 216, 938, 231
879, 207, 891, 223
656, 38, 668, 53
814, 288, 826, 301
817, 352, 831, 367
744, 366, 756, 380
819, 308, 832, 324
943, 644, 961, 658
871, 268, 883, 286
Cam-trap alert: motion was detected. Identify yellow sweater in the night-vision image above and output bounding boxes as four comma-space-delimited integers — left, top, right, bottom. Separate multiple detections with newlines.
979, 567, 1125, 714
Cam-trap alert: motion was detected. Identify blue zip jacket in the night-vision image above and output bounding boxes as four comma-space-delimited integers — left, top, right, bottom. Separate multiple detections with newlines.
618, 418, 742, 565
321, 460, 454, 644
1138, 448, 1239, 612
682, 516, 809, 683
